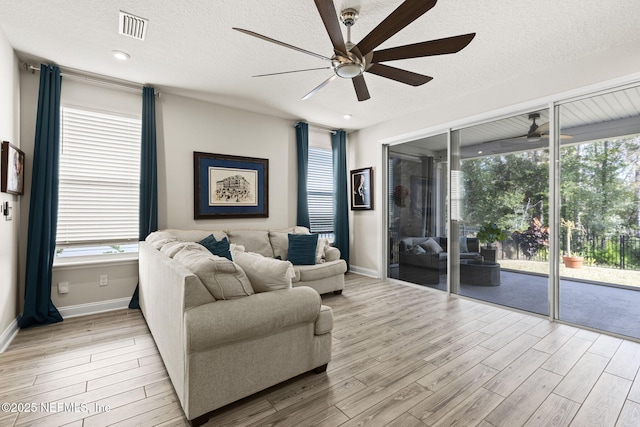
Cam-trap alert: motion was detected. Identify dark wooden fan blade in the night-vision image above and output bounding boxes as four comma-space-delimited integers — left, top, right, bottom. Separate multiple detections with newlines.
233, 28, 332, 61
356, 0, 437, 56
372, 33, 476, 63
352, 75, 370, 101
313, 0, 347, 55
302, 75, 337, 100
366, 63, 433, 86
253, 67, 331, 77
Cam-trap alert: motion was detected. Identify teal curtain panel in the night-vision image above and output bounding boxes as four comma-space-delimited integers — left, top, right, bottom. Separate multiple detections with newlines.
20, 65, 63, 328
331, 129, 350, 269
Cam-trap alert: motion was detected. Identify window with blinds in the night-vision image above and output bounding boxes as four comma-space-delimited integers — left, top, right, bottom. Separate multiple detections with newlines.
56, 107, 141, 253
308, 147, 334, 235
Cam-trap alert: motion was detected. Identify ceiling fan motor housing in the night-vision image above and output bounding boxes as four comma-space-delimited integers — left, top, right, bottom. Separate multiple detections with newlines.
332, 52, 364, 78
527, 113, 541, 141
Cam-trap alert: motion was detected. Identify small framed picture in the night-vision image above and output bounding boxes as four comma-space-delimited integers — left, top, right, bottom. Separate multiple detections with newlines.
193, 151, 269, 219
350, 167, 373, 210
1, 141, 25, 195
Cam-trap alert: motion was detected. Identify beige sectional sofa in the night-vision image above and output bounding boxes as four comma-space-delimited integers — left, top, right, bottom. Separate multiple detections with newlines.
138, 227, 343, 425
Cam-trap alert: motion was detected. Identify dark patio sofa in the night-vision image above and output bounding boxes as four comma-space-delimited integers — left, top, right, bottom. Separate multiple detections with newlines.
399, 236, 480, 272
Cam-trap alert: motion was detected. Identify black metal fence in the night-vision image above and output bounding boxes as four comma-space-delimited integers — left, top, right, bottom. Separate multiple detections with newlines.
501, 233, 640, 270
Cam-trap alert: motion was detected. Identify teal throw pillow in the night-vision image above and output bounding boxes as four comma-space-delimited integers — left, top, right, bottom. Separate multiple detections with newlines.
198, 234, 232, 261
287, 233, 318, 265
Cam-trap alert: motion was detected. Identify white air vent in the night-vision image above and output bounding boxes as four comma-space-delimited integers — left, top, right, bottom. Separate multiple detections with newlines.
119, 11, 148, 40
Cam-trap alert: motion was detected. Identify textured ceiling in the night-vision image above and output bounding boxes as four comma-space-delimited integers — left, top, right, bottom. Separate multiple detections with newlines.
1, 0, 639, 131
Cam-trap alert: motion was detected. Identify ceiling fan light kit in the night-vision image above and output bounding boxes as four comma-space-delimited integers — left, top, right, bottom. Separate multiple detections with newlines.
332, 54, 364, 78
234, 0, 476, 101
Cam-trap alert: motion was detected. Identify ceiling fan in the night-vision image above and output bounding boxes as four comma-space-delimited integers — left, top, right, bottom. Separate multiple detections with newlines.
233, 0, 476, 101
484, 113, 573, 145
521, 113, 573, 142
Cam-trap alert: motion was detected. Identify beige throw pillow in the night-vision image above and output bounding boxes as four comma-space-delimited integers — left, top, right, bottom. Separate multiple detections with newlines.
174, 247, 254, 300
226, 230, 274, 257
146, 231, 179, 250
160, 241, 206, 258
315, 238, 329, 264
230, 248, 295, 292
420, 238, 444, 254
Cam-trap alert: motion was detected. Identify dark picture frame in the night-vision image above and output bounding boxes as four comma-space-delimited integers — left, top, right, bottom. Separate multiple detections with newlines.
350, 167, 373, 210
1, 141, 25, 195
193, 151, 268, 219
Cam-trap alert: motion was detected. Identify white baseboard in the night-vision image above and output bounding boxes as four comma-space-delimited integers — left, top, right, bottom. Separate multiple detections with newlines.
0, 297, 132, 353
0, 317, 20, 353
58, 297, 132, 319
349, 265, 380, 278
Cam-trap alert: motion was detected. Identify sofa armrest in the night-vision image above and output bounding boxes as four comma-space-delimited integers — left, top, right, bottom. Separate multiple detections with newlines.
324, 245, 341, 262
315, 305, 333, 335
185, 286, 322, 352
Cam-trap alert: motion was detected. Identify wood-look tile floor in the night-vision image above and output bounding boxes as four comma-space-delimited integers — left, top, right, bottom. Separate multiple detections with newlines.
2, 273, 640, 426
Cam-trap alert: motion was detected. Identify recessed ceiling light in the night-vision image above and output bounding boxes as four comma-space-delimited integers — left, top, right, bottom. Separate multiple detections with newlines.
111, 50, 130, 61
343, 114, 352, 119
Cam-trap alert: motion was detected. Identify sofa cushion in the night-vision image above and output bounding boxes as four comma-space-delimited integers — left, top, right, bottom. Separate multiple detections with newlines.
294, 260, 347, 282
174, 247, 254, 300
420, 237, 444, 254
198, 234, 232, 261
291, 226, 311, 234
226, 230, 274, 257
287, 233, 318, 265
269, 231, 289, 260
230, 249, 295, 292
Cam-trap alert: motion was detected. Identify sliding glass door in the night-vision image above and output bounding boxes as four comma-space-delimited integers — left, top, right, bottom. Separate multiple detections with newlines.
385, 81, 640, 339
387, 134, 448, 290
557, 85, 640, 338
452, 110, 550, 315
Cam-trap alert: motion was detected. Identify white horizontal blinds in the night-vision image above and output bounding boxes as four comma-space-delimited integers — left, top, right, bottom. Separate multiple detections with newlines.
57, 107, 142, 244
308, 147, 334, 233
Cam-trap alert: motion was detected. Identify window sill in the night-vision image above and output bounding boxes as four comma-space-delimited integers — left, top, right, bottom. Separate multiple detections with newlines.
53, 253, 139, 271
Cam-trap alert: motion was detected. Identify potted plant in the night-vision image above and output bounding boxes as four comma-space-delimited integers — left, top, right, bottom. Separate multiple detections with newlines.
476, 222, 507, 249
561, 218, 584, 268
511, 217, 549, 260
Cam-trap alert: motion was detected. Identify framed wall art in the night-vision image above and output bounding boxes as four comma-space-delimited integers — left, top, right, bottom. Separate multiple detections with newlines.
350, 167, 373, 210
193, 152, 269, 219
1, 141, 25, 195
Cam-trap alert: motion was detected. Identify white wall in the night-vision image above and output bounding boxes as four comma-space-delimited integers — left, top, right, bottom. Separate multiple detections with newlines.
347, 42, 640, 277
0, 27, 21, 348
158, 93, 297, 230
17, 79, 298, 312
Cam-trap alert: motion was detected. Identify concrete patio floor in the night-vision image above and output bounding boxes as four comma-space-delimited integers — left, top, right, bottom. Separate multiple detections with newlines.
391, 265, 640, 340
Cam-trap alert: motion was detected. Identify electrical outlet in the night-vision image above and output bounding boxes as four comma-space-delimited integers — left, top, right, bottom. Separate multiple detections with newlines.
58, 282, 69, 294
99, 275, 108, 286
